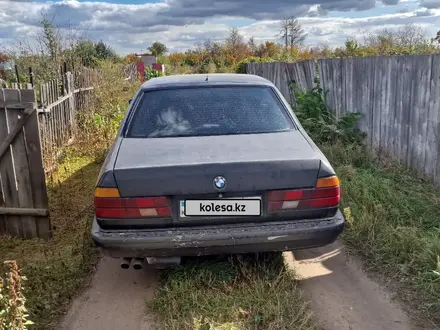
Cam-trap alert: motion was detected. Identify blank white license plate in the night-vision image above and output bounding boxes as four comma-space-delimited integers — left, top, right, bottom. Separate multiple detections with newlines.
180, 198, 261, 217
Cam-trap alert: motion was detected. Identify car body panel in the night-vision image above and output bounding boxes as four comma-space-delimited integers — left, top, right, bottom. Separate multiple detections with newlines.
114, 131, 321, 196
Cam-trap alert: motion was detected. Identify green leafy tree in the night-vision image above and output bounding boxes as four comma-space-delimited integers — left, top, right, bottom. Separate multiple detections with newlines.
74, 40, 98, 67
95, 40, 117, 61
148, 42, 168, 56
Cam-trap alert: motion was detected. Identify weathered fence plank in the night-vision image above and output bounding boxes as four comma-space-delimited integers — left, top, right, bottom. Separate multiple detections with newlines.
247, 54, 440, 186
0, 89, 22, 237
246, 60, 316, 106
427, 56, 440, 185
0, 88, 51, 239
5, 90, 37, 238
24, 105, 51, 239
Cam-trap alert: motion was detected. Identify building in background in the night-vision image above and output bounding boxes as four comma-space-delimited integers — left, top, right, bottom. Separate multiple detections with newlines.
132, 53, 165, 82
140, 55, 157, 67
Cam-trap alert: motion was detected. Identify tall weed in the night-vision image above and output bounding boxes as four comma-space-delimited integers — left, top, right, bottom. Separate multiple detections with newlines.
292, 86, 364, 144
0, 261, 33, 330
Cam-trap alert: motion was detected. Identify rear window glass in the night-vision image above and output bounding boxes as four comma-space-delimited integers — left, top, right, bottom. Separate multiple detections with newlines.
126, 86, 294, 138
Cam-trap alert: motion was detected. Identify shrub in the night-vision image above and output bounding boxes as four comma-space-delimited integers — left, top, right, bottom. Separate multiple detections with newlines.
145, 67, 164, 80
292, 85, 364, 144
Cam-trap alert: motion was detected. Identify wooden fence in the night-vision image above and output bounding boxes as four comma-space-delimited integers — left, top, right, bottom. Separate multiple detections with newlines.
0, 88, 50, 239
122, 62, 139, 82
246, 61, 316, 106
38, 69, 97, 170
246, 54, 440, 186
0, 69, 97, 239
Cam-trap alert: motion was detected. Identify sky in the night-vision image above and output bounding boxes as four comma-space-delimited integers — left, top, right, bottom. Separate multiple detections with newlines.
0, 0, 439, 55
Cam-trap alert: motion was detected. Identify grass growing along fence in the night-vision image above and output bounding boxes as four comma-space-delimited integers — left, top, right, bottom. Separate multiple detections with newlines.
292, 87, 440, 326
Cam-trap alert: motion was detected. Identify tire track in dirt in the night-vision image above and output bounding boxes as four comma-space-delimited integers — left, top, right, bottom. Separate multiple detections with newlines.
60, 256, 158, 330
287, 240, 421, 330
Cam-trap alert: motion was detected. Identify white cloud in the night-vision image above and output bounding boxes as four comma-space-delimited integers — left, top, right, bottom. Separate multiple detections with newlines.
0, 0, 439, 55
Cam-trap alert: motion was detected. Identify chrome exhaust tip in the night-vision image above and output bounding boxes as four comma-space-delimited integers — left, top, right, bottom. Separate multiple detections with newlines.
132, 258, 144, 270
121, 257, 132, 269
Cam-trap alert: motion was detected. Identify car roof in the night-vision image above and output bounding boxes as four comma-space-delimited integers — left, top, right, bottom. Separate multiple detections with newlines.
140, 73, 274, 90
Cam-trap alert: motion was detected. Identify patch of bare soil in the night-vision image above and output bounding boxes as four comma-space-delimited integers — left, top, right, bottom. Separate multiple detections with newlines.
286, 241, 425, 330
60, 256, 158, 330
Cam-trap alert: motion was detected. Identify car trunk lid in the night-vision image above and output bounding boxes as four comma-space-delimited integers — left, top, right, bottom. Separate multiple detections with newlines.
113, 131, 321, 197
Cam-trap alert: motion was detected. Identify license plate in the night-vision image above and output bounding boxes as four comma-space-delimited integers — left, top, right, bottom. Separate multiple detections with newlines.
180, 198, 261, 217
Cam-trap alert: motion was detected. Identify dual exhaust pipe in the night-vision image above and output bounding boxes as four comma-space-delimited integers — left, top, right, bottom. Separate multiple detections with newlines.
121, 257, 144, 270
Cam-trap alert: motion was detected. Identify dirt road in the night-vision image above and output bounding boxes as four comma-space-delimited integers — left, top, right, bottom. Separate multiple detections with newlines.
61, 241, 419, 330
288, 241, 418, 330
60, 257, 158, 330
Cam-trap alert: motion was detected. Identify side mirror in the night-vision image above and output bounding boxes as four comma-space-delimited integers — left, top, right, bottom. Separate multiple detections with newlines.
128, 98, 132, 105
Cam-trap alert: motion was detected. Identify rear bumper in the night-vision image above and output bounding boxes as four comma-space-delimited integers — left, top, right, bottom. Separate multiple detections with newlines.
91, 210, 345, 258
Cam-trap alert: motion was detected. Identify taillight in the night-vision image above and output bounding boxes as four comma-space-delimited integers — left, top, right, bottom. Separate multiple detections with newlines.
267, 176, 340, 212
94, 187, 172, 219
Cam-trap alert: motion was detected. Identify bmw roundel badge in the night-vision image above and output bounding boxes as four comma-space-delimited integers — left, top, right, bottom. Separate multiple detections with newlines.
213, 176, 226, 190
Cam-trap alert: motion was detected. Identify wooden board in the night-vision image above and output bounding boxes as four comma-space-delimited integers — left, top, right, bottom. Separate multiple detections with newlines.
0, 89, 22, 236
5, 89, 37, 238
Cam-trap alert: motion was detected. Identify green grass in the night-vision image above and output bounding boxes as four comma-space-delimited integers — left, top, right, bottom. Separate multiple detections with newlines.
0, 152, 102, 329
322, 142, 440, 325
152, 253, 315, 330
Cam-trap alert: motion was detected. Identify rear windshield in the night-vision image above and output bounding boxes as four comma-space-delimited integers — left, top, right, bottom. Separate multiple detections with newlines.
126, 86, 294, 138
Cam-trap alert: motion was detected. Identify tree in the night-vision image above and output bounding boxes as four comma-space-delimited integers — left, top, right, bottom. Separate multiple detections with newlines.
203, 38, 222, 58
74, 40, 98, 67
95, 40, 117, 61
278, 17, 307, 48
148, 41, 168, 56
225, 28, 250, 61
395, 24, 427, 48
41, 18, 61, 60
435, 31, 440, 43
225, 28, 245, 49
256, 41, 280, 58
248, 37, 258, 54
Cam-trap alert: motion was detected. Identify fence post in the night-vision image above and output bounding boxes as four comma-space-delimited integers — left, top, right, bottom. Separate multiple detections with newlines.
28, 67, 34, 87
14, 65, 20, 84
66, 72, 76, 135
